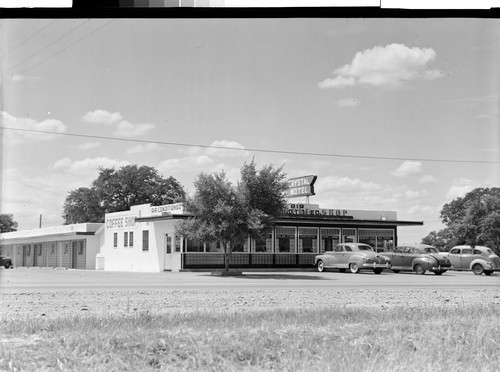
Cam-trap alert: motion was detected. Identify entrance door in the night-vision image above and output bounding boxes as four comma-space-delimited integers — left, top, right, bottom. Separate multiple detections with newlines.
164, 234, 173, 271
71, 242, 78, 269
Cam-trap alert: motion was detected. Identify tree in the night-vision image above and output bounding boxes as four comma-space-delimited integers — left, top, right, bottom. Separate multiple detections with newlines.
420, 228, 456, 251
62, 165, 186, 223
63, 187, 106, 224
0, 214, 18, 233
422, 187, 500, 254
176, 161, 288, 272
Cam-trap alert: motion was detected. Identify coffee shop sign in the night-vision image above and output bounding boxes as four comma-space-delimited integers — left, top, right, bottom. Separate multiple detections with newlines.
286, 204, 349, 217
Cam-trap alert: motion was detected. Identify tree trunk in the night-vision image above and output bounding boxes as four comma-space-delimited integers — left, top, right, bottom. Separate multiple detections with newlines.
224, 243, 230, 272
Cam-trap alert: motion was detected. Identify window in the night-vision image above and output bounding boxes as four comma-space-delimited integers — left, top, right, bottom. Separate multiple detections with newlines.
35, 243, 42, 256
142, 230, 149, 251
299, 227, 318, 253
185, 238, 204, 252
51, 243, 56, 255
275, 227, 296, 253
462, 249, 473, 254
78, 241, 84, 255
129, 232, 134, 247
424, 247, 439, 253
252, 234, 272, 253
124, 232, 128, 247
473, 249, 482, 255
345, 246, 353, 252
113, 233, 118, 248
175, 235, 181, 252
403, 247, 413, 254
335, 245, 344, 252
450, 249, 460, 254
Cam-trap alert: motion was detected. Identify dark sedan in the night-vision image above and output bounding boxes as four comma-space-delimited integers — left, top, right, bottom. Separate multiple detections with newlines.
384, 244, 451, 275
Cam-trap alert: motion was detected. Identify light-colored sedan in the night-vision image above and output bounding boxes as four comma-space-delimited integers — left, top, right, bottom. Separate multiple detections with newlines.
314, 243, 391, 274
384, 244, 451, 275
445, 245, 500, 275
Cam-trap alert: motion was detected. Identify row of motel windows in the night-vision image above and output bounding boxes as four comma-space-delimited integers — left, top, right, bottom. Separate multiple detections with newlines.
110, 227, 394, 253
0, 241, 85, 257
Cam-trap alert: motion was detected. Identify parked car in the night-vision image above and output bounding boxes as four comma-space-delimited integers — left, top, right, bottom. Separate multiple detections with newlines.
383, 244, 451, 275
445, 245, 500, 275
1, 256, 13, 269
314, 243, 391, 274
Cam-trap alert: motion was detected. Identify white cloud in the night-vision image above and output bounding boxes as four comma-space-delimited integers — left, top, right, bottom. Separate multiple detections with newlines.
158, 155, 214, 172
406, 204, 437, 216
10, 74, 41, 82
446, 178, 477, 200
1, 111, 67, 145
81, 110, 156, 137
316, 176, 381, 192
391, 161, 422, 178
126, 143, 160, 154
114, 120, 155, 137
78, 142, 101, 150
52, 157, 130, 175
404, 190, 427, 199
335, 98, 360, 108
53, 157, 72, 169
419, 175, 437, 183
319, 43, 442, 89
81, 109, 122, 125
206, 140, 250, 157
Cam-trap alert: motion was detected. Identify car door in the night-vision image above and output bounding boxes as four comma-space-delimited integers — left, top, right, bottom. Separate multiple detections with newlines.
448, 248, 462, 268
459, 248, 475, 268
400, 246, 416, 269
330, 244, 347, 268
390, 246, 403, 267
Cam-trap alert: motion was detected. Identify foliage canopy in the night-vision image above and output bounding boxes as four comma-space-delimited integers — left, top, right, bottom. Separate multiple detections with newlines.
176, 160, 288, 271
63, 165, 185, 224
0, 214, 18, 233
422, 187, 500, 253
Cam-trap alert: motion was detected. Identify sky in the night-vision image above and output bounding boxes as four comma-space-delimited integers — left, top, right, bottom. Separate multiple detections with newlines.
1, 16, 499, 244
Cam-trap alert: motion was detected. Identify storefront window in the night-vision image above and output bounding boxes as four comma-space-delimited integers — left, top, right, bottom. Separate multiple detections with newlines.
129, 232, 134, 247
124, 232, 128, 247
185, 238, 204, 252
275, 227, 296, 253
207, 241, 225, 252
175, 235, 181, 252
252, 234, 272, 252
358, 229, 395, 252
298, 227, 318, 253
113, 233, 118, 248
233, 239, 249, 253
320, 228, 341, 253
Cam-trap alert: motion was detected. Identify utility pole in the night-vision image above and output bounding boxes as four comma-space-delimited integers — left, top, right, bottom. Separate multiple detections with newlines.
39, 214, 42, 228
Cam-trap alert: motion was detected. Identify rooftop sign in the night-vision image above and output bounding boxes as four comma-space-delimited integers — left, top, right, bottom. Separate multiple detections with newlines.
285, 175, 317, 198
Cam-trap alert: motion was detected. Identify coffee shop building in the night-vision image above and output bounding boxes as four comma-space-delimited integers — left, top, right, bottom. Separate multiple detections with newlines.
96, 201, 423, 272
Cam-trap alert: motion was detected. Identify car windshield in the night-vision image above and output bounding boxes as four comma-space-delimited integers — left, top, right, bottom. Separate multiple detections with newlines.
357, 245, 373, 251
424, 247, 439, 253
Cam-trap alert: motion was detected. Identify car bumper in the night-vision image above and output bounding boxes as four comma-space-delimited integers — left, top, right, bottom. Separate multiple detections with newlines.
431, 265, 451, 271
362, 262, 391, 269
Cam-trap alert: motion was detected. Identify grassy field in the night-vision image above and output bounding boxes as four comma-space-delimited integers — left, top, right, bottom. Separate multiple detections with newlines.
1, 304, 499, 371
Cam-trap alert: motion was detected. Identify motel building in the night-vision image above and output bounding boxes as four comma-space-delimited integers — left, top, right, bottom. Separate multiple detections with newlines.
0, 176, 423, 272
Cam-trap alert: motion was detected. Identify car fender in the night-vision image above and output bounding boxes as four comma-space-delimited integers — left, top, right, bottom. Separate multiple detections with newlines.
469, 258, 493, 270
412, 257, 434, 270
348, 254, 366, 265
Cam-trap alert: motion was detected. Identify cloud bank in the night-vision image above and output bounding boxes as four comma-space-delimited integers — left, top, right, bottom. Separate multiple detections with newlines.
319, 43, 442, 88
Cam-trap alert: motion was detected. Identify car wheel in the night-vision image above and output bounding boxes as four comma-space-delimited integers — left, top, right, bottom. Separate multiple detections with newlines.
484, 271, 493, 276
433, 271, 443, 275
414, 264, 426, 275
472, 263, 484, 275
317, 260, 325, 272
339, 268, 346, 273
350, 263, 360, 274
4, 263, 11, 269
373, 268, 383, 274
392, 270, 400, 273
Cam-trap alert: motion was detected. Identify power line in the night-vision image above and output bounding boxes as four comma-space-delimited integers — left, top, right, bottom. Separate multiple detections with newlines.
0, 20, 58, 60
1, 126, 499, 165
5, 19, 90, 74
10, 19, 116, 78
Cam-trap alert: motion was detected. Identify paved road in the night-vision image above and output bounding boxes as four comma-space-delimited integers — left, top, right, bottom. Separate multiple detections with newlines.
1, 267, 499, 291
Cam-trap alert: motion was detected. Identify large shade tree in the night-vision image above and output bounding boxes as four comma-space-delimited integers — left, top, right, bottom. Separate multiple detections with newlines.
0, 214, 18, 233
422, 187, 500, 253
176, 160, 288, 271
63, 165, 186, 224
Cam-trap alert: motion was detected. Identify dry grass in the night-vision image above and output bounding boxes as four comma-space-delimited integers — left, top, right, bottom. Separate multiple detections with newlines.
1, 303, 499, 371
